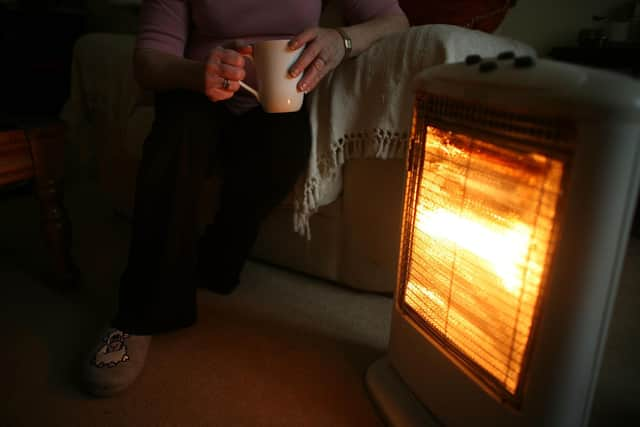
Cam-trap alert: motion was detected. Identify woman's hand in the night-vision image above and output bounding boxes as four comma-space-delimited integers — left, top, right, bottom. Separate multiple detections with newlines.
287, 27, 346, 93
205, 41, 253, 102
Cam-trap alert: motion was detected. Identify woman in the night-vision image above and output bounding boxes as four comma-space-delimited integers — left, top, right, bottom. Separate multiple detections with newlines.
82, 0, 408, 396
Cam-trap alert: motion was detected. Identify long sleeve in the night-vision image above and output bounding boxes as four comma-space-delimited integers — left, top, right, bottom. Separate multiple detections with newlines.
136, 0, 190, 57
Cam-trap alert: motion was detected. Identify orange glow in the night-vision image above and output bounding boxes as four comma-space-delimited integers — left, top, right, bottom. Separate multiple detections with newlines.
416, 208, 532, 295
403, 126, 564, 395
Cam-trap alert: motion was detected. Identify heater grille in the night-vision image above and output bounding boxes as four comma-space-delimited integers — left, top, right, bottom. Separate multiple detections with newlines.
399, 94, 570, 404
415, 93, 575, 151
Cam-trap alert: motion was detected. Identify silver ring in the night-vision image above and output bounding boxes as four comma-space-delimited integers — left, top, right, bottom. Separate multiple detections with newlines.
222, 78, 230, 90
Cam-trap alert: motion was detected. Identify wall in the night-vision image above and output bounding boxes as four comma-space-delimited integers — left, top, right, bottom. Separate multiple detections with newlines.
496, 0, 635, 55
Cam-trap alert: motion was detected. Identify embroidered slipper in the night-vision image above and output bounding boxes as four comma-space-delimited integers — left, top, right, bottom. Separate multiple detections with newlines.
81, 328, 151, 397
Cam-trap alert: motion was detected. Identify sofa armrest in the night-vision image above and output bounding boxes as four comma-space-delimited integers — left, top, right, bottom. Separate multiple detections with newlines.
61, 32, 154, 213
61, 33, 152, 153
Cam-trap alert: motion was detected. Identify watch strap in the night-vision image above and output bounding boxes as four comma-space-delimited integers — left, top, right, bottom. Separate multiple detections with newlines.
335, 27, 352, 62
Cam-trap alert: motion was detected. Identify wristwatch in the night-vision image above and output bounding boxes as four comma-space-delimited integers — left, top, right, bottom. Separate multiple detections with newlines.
335, 27, 352, 62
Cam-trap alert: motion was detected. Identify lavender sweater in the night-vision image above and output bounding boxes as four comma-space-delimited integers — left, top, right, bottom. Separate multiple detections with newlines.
136, 0, 404, 113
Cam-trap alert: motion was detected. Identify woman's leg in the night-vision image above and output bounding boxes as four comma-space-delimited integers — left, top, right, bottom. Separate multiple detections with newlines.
197, 106, 311, 293
112, 90, 230, 334
82, 90, 230, 397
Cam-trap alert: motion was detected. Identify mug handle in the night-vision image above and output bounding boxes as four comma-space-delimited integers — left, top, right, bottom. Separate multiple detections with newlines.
239, 81, 259, 100
238, 52, 259, 100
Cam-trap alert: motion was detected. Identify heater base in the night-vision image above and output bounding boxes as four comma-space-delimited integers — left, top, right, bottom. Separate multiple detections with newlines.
365, 356, 441, 427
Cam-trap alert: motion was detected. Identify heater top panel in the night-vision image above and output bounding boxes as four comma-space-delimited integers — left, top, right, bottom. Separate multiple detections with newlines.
413, 57, 640, 120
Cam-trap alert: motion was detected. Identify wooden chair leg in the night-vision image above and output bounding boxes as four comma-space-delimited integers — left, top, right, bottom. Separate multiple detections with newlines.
26, 122, 78, 290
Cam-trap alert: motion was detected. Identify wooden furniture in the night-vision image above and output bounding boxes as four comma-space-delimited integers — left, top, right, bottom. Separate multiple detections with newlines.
0, 120, 77, 289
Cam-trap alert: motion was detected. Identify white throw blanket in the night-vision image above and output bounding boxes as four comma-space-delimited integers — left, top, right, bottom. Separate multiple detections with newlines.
295, 24, 536, 239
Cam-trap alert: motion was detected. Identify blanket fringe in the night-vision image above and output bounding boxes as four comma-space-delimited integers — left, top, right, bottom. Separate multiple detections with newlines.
294, 128, 408, 240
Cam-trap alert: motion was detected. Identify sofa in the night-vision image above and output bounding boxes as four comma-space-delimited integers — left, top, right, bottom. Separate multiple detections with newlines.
61, 1, 534, 295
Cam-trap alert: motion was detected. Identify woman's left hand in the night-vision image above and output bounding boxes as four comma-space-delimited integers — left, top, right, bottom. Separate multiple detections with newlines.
287, 27, 346, 93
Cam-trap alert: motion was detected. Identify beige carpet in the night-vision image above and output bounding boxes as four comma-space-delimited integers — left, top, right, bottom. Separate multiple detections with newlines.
1, 168, 639, 426
0, 271, 388, 427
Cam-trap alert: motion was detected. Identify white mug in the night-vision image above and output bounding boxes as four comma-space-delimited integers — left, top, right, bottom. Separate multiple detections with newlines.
239, 39, 305, 113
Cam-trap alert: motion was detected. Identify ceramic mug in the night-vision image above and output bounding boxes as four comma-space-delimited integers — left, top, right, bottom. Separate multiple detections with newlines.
239, 39, 305, 113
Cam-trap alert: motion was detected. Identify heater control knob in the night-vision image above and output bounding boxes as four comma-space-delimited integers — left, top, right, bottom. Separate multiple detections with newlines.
479, 61, 498, 73
514, 56, 536, 68
465, 54, 482, 65
497, 51, 515, 60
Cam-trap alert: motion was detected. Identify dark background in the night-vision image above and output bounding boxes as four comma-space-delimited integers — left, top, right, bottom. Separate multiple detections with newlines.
0, 0, 138, 119
0, 1, 88, 118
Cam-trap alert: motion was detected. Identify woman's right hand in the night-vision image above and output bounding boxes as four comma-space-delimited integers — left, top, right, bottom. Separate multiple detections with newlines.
205, 41, 253, 102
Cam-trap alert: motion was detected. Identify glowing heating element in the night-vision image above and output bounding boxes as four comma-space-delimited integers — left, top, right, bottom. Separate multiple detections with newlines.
401, 126, 564, 398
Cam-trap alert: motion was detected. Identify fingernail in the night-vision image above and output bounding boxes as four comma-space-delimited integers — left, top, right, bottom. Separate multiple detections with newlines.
289, 69, 298, 77
299, 83, 307, 92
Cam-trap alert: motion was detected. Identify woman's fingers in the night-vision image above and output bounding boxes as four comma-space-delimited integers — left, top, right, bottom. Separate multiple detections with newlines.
207, 61, 246, 81
289, 27, 344, 93
288, 28, 316, 52
230, 39, 254, 56
215, 45, 246, 68
288, 28, 320, 78
297, 55, 328, 93
205, 76, 241, 101
205, 46, 247, 101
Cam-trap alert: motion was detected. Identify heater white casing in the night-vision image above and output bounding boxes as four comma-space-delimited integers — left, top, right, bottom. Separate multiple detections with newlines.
367, 58, 640, 427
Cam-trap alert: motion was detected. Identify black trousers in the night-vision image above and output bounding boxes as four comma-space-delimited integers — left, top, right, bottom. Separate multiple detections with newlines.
111, 90, 311, 334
